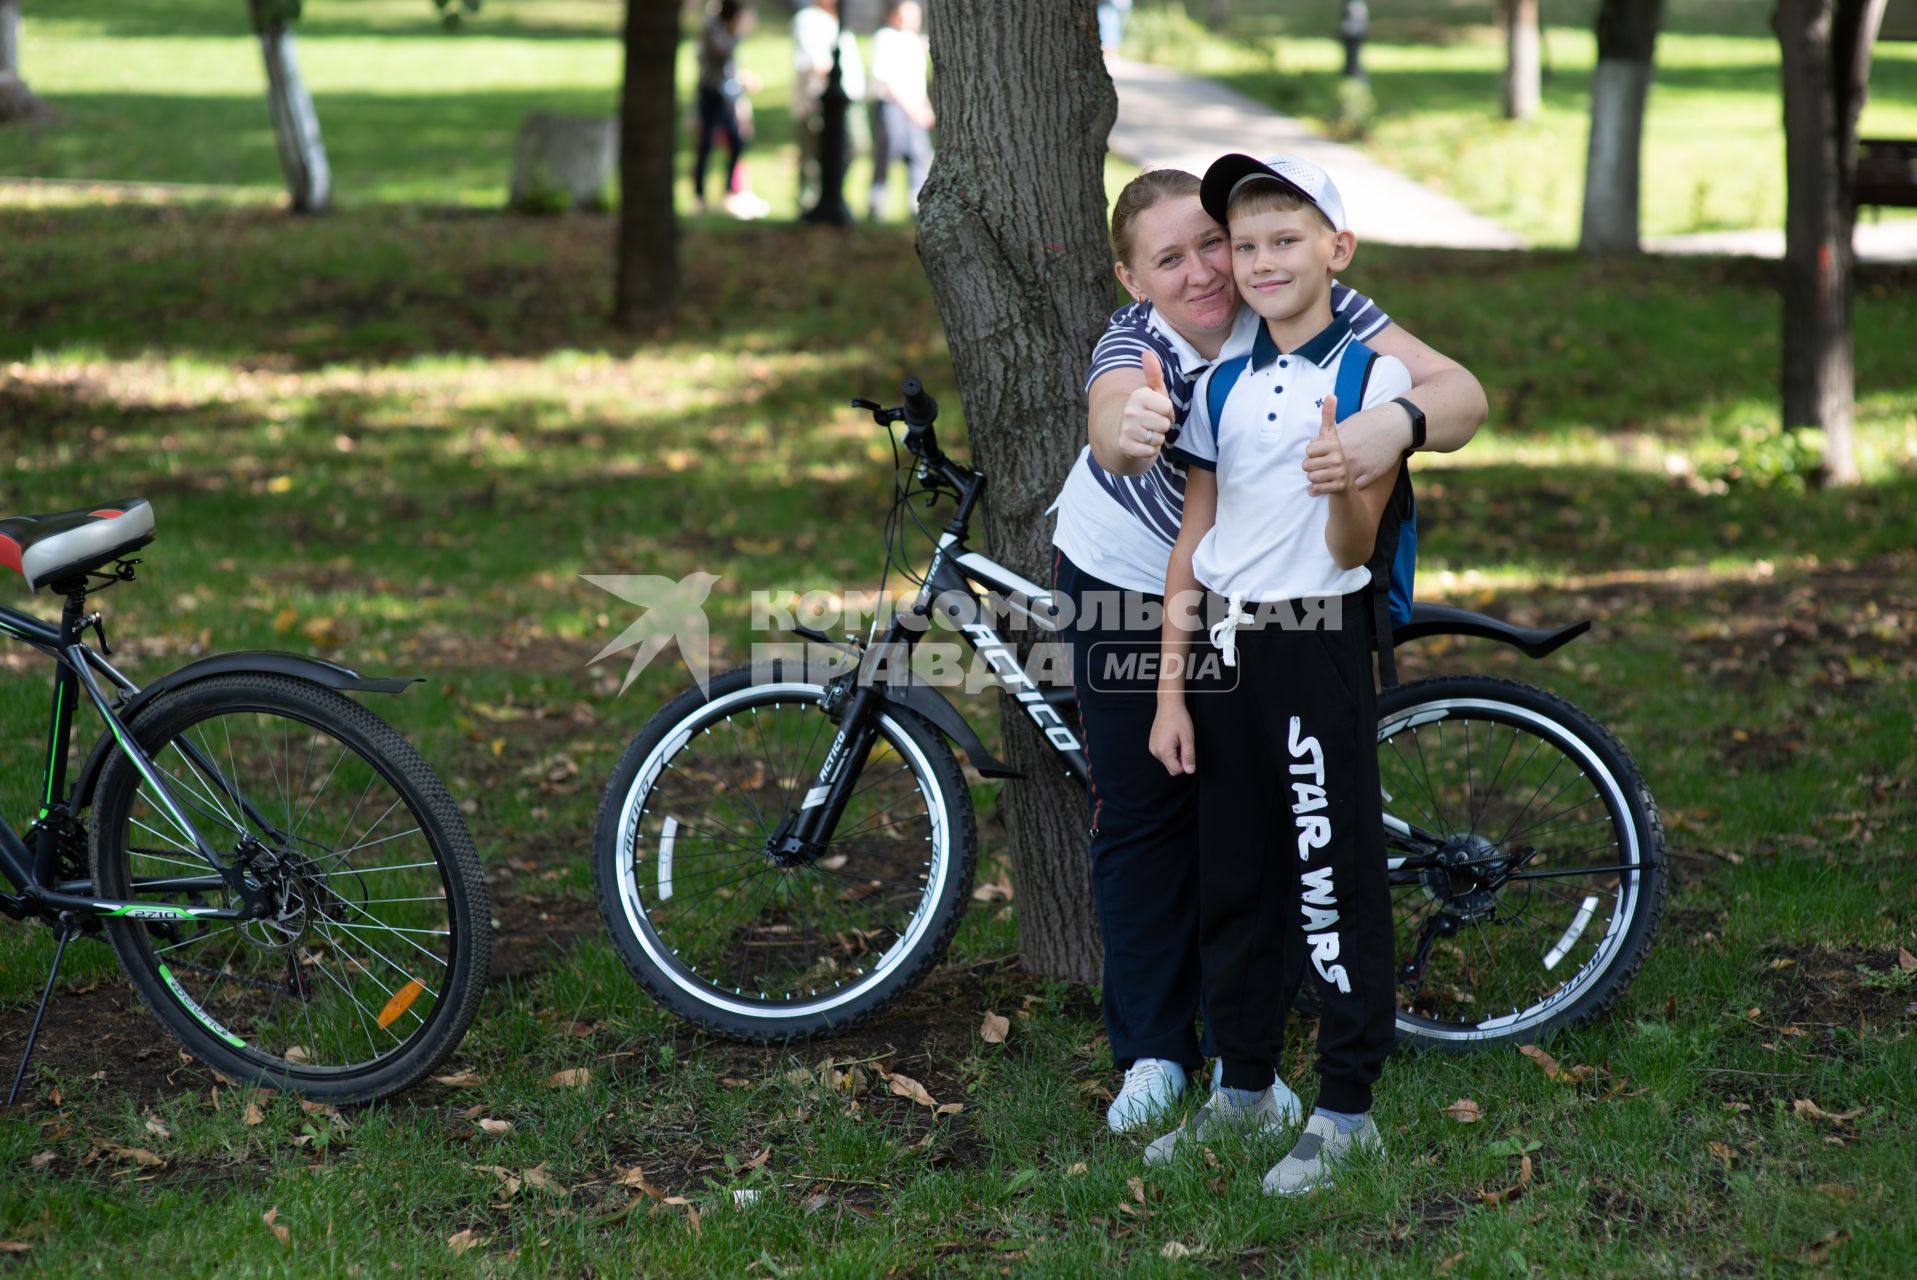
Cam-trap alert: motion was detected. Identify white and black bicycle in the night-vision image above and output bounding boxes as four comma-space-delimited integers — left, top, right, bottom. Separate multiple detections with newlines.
592, 379, 1665, 1053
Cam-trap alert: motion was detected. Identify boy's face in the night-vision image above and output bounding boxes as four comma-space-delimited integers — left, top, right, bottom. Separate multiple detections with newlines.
1227, 205, 1355, 325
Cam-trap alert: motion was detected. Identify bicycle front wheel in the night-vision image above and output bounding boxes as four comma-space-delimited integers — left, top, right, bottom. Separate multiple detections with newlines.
1377, 675, 1665, 1051
593, 661, 978, 1042
90, 673, 489, 1102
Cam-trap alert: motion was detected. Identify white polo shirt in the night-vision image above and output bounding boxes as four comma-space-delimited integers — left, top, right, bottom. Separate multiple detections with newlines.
1170, 312, 1410, 603
1050, 285, 1390, 595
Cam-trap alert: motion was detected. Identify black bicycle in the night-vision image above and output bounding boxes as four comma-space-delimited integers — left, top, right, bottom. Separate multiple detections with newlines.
593, 380, 1665, 1053
1, 499, 488, 1104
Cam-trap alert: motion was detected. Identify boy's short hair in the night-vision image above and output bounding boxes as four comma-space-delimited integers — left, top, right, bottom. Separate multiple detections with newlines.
1226, 178, 1336, 233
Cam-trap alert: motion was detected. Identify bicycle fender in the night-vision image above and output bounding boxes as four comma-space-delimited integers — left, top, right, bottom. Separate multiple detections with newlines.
1392, 603, 1590, 660
881, 683, 1023, 779
70, 651, 423, 810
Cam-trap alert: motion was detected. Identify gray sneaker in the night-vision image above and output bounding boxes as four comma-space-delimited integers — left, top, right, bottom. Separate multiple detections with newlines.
1261, 1112, 1383, 1195
1142, 1084, 1300, 1166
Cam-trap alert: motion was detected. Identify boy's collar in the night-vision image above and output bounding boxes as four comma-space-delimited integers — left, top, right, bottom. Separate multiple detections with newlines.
1250, 310, 1352, 372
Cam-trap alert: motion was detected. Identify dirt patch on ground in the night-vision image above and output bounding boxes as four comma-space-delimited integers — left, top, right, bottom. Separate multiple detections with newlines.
0, 972, 217, 1108
1755, 942, 1917, 1030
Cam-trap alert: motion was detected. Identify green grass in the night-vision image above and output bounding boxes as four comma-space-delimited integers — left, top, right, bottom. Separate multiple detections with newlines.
0, 200, 1912, 1274
1122, 0, 1917, 245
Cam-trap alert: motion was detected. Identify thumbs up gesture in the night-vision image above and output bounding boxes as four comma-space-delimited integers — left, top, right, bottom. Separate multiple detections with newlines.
1119, 349, 1176, 463
1302, 393, 1349, 496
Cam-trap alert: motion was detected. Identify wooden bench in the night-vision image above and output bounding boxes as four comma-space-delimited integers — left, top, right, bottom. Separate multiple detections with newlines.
1855, 137, 1917, 209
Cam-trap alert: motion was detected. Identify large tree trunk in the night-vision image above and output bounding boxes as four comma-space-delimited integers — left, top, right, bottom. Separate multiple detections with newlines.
0, 0, 48, 124
1578, 0, 1664, 254
248, 1, 330, 213
1501, 0, 1541, 120
613, 0, 679, 328
1774, 0, 1885, 487
918, 0, 1115, 982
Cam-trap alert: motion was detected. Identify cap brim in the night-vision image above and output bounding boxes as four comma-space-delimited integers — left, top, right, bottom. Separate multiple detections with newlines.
1198, 153, 1311, 225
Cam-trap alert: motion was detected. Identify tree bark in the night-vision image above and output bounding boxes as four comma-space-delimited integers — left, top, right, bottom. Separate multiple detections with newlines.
1501, 0, 1541, 120
1578, 0, 1664, 254
917, 0, 1115, 982
248, 1, 331, 213
0, 0, 48, 123
613, 0, 680, 328
1774, 0, 1884, 486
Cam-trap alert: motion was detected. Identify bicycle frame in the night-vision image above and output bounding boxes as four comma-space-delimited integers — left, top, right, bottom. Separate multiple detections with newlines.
0, 595, 270, 925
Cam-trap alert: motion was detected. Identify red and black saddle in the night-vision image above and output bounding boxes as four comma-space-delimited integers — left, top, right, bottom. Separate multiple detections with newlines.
0, 500, 156, 592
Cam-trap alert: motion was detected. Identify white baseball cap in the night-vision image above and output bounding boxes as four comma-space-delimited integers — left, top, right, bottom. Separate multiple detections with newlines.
1199, 153, 1348, 233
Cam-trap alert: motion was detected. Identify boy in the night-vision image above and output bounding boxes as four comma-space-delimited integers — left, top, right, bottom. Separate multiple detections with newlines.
1144, 154, 1408, 1196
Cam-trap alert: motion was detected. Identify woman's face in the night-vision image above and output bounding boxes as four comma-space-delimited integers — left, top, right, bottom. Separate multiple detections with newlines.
1114, 196, 1236, 341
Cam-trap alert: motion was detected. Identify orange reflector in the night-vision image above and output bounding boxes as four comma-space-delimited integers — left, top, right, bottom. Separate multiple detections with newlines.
377, 979, 426, 1028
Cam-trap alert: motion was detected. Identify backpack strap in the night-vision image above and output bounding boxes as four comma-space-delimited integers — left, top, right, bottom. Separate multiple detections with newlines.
1330, 341, 1402, 689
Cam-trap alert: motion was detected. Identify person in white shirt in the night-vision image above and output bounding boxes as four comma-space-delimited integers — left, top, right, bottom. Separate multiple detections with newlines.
1050, 166, 1487, 1137
792, 0, 866, 214
866, 1, 933, 220
1146, 154, 1404, 1197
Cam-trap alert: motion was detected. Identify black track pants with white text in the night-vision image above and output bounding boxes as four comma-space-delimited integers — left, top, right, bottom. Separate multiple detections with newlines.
1186, 590, 1396, 1113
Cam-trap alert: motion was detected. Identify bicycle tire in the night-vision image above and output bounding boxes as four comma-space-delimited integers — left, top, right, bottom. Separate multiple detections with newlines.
89, 673, 490, 1102
593, 660, 978, 1042
1376, 675, 1665, 1052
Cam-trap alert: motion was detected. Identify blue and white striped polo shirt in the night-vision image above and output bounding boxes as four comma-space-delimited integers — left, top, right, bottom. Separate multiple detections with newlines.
1170, 311, 1410, 604
1051, 285, 1389, 595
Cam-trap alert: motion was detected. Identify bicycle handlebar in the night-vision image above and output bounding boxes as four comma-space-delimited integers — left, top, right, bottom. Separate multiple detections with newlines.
900, 377, 938, 429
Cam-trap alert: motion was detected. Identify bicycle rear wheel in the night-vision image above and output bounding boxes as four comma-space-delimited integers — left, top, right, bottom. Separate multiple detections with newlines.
90, 673, 489, 1102
593, 661, 978, 1042
1376, 675, 1665, 1051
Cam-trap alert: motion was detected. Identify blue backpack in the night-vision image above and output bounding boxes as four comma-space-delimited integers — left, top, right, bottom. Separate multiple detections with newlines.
1204, 338, 1418, 683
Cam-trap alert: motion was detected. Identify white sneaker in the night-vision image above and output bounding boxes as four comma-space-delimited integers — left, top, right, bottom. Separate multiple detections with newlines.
1209, 1059, 1304, 1119
1106, 1058, 1187, 1134
1142, 1084, 1300, 1165
1261, 1112, 1383, 1195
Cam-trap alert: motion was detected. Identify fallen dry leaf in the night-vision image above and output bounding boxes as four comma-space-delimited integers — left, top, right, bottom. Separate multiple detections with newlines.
1804, 1228, 1851, 1265
1067, 1162, 1088, 1176
740, 1147, 771, 1171
547, 1068, 592, 1089
263, 1207, 289, 1246
935, 1102, 964, 1116
979, 1012, 1010, 1045
0, 1241, 30, 1253
1479, 1153, 1533, 1207
1707, 1141, 1736, 1167
618, 1166, 666, 1199
1899, 947, 1917, 974
1815, 1183, 1857, 1204
432, 1071, 486, 1087
102, 1144, 164, 1169
243, 1102, 266, 1126
476, 1118, 513, 1135
1517, 1044, 1561, 1077
1161, 1241, 1199, 1259
143, 1117, 172, 1141
28, 1151, 54, 1172
521, 1163, 560, 1193
887, 1073, 937, 1108
1793, 1099, 1866, 1124
446, 1229, 482, 1255
1443, 1098, 1483, 1124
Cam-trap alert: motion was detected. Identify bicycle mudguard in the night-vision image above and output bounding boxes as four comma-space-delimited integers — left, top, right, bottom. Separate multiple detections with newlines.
68, 651, 423, 809
1392, 603, 1590, 660
881, 681, 1023, 780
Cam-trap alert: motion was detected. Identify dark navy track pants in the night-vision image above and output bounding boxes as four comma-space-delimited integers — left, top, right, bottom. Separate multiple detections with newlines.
1056, 551, 1213, 1071
1187, 590, 1396, 1114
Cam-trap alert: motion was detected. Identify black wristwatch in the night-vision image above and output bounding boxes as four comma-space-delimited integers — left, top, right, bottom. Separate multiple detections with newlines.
1392, 397, 1427, 453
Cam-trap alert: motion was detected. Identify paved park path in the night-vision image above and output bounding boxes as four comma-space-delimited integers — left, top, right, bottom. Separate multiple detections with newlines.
1107, 56, 1917, 263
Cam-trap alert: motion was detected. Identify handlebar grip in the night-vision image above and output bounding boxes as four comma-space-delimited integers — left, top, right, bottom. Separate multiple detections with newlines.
901, 376, 938, 428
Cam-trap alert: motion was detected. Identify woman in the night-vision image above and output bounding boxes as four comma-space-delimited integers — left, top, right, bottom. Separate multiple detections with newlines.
1053, 167, 1487, 1133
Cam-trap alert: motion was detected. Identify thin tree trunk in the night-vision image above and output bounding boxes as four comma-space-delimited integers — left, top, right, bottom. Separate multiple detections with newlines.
918, 0, 1115, 982
1579, 0, 1664, 254
0, 0, 48, 124
1774, 0, 1884, 486
1501, 0, 1541, 120
614, 0, 679, 328
248, 1, 330, 213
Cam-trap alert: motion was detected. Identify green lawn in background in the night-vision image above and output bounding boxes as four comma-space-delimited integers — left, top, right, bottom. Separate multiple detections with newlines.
1123, 0, 1917, 245
0, 201, 1912, 1275
0, 2, 1913, 1275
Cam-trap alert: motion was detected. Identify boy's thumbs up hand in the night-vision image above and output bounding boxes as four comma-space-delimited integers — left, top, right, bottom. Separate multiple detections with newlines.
1303, 394, 1350, 496
1120, 350, 1176, 463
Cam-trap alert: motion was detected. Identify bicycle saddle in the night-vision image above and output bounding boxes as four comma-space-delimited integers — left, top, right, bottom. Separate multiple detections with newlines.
0, 499, 155, 592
